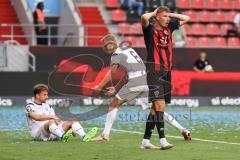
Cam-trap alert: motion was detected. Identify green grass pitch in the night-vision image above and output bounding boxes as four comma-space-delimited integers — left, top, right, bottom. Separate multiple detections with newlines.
0, 130, 240, 160
0, 106, 240, 160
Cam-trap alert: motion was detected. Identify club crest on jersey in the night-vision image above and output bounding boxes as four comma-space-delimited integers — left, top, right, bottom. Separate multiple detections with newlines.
158, 37, 168, 47
154, 91, 159, 96
164, 30, 168, 35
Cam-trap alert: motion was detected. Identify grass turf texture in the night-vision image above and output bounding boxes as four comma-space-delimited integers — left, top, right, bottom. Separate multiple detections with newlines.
0, 129, 239, 160
0, 106, 240, 160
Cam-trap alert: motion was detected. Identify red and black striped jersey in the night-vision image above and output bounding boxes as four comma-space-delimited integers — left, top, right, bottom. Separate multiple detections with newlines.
142, 20, 180, 72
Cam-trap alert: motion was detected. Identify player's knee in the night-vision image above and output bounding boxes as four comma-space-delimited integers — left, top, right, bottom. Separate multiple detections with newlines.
70, 120, 77, 125
110, 99, 121, 108
150, 108, 156, 115
65, 120, 77, 127
110, 104, 118, 109
153, 101, 165, 111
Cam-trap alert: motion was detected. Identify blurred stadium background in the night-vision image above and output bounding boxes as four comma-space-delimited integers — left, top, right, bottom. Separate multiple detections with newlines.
0, 0, 239, 160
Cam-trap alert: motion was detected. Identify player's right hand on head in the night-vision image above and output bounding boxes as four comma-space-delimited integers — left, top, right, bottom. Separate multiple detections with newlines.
154, 7, 159, 15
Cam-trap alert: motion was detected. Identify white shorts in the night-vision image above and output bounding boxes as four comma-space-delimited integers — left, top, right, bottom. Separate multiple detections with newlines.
31, 121, 65, 141
115, 74, 148, 104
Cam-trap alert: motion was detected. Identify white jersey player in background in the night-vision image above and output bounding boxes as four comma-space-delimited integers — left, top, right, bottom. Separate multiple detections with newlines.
93, 34, 191, 149
25, 84, 97, 142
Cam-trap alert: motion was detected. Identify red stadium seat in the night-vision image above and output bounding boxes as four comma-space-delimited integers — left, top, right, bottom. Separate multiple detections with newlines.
206, 0, 219, 10
131, 23, 142, 35
220, 24, 233, 35
206, 24, 220, 36
227, 38, 240, 47
192, 0, 205, 9
117, 23, 131, 35
0, 0, 27, 44
212, 11, 226, 23
105, 0, 120, 9
177, 0, 190, 9
191, 24, 205, 36
213, 37, 226, 47
198, 37, 212, 47
124, 36, 137, 46
199, 11, 212, 23
111, 9, 126, 23
137, 36, 145, 47
220, 0, 233, 10
227, 11, 238, 23
186, 37, 197, 47
183, 11, 198, 22
183, 24, 191, 35
234, 0, 240, 10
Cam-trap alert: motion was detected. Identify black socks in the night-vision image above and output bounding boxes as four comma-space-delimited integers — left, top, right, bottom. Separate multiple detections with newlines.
143, 112, 155, 139
155, 111, 165, 139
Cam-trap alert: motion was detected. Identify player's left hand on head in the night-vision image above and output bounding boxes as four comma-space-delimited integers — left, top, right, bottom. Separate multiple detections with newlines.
104, 86, 116, 96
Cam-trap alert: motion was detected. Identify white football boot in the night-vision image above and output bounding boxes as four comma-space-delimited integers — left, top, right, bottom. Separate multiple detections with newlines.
160, 138, 173, 150
140, 141, 159, 149
181, 128, 192, 141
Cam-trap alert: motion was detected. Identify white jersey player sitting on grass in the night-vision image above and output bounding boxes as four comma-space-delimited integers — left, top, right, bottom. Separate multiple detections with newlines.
93, 34, 191, 149
25, 84, 97, 142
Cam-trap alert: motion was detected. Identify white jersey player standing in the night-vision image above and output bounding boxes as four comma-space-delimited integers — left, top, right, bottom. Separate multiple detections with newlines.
25, 84, 97, 142
93, 34, 191, 149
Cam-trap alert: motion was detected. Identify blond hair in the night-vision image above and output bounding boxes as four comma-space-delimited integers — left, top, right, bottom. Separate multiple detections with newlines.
156, 6, 170, 14
100, 34, 117, 46
33, 84, 48, 96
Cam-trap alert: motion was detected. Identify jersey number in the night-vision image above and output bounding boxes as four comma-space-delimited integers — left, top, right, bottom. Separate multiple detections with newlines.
26, 106, 33, 112
130, 51, 143, 64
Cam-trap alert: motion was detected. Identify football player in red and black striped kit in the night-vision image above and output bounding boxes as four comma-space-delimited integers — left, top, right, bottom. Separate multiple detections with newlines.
141, 6, 190, 149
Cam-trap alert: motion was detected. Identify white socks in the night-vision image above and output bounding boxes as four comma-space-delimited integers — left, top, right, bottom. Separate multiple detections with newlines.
160, 138, 167, 144
142, 139, 150, 145
49, 122, 86, 139
102, 107, 119, 136
72, 122, 86, 138
49, 123, 64, 138
164, 112, 184, 132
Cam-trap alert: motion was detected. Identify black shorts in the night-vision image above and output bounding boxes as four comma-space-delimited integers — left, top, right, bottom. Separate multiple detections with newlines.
147, 71, 172, 104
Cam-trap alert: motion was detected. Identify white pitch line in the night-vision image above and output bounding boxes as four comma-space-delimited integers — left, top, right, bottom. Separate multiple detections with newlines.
0, 129, 28, 131
111, 129, 240, 146
1, 128, 240, 146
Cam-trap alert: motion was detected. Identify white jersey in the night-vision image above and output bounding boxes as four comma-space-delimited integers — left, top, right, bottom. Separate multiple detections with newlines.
111, 47, 146, 80
25, 101, 55, 135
